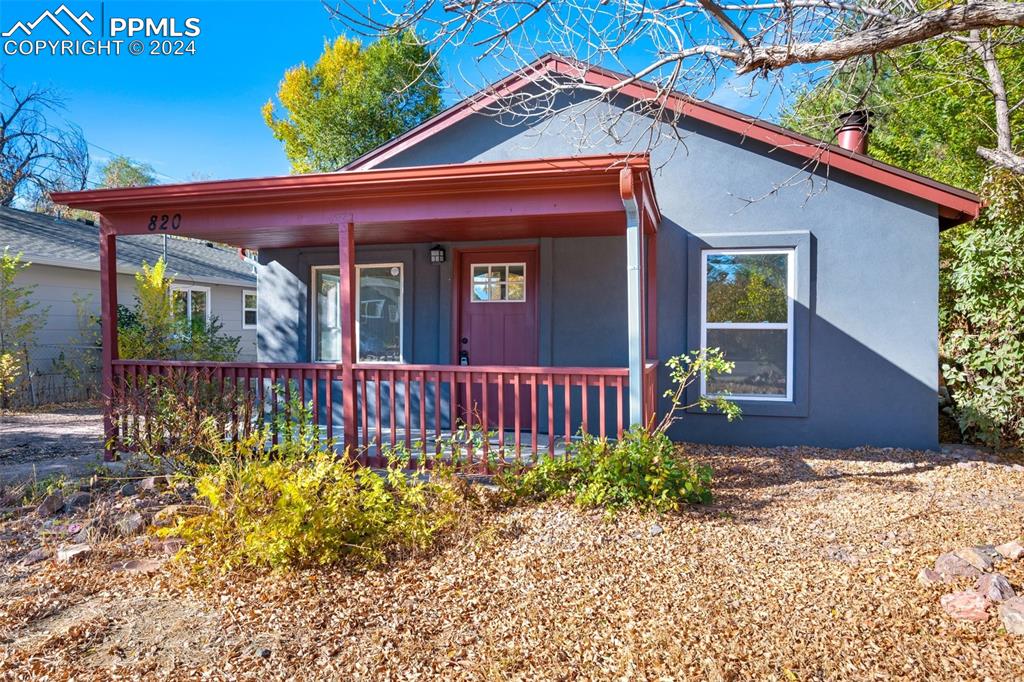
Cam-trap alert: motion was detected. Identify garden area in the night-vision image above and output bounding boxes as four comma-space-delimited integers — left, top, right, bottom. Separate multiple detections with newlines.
1, 350, 1022, 679
1, 436, 1022, 678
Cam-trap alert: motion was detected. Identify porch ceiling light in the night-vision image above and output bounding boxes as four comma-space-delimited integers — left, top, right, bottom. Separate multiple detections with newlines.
429, 245, 446, 264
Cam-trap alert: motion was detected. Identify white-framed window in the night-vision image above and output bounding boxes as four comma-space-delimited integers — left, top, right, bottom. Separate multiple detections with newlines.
242, 290, 257, 329
700, 249, 794, 401
170, 285, 211, 328
471, 263, 526, 302
311, 264, 404, 363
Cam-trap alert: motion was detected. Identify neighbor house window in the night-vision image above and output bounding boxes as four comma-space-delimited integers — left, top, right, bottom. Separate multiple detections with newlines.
242, 290, 257, 329
700, 249, 794, 401
170, 285, 210, 328
312, 264, 403, 363
471, 263, 526, 302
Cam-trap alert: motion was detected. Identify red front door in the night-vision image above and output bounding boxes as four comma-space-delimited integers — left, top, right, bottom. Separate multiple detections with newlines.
456, 248, 539, 429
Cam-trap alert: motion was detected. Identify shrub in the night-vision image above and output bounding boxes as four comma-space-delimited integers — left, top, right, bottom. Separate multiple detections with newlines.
118, 258, 241, 362
497, 349, 738, 512
0, 248, 47, 408
169, 450, 463, 570
118, 376, 323, 473
499, 428, 713, 512
941, 170, 1024, 447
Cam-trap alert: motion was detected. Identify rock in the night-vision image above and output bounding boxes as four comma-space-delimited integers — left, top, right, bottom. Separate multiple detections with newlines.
975, 573, 1016, 602
56, 544, 92, 564
648, 523, 664, 537
138, 476, 168, 492
64, 491, 92, 511
935, 552, 982, 579
940, 591, 990, 622
109, 558, 164, 574
155, 538, 185, 555
21, 547, 51, 566
153, 505, 185, 528
36, 492, 64, 516
917, 568, 947, 586
954, 546, 997, 572
996, 539, 1024, 561
825, 546, 860, 566
119, 483, 137, 497
116, 512, 146, 537
999, 597, 1024, 635
257, 647, 271, 659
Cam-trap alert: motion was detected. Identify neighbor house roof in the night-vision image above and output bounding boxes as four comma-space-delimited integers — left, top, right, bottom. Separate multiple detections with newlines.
344, 54, 981, 229
0, 206, 255, 286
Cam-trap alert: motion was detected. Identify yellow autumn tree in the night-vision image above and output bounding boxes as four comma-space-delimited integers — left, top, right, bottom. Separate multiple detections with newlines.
262, 32, 442, 173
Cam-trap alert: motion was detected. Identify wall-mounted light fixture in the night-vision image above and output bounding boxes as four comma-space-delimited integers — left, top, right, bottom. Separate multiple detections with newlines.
429, 245, 446, 264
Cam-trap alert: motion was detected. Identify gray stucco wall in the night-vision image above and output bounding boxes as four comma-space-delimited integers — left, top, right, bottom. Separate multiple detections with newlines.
16, 263, 258, 370
257, 236, 625, 368
258, 94, 940, 450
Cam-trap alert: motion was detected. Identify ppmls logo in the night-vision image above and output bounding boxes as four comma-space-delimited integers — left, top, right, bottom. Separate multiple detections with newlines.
3, 3, 201, 57
2, 4, 93, 37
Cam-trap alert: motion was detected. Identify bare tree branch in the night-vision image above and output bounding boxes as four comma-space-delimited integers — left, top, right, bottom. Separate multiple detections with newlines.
0, 74, 90, 207
330, 0, 1024, 181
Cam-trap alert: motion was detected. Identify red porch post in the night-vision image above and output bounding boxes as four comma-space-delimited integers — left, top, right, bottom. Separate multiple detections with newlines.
338, 222, 358, 451
646, 231, 657, 359
99, 221, 119, 460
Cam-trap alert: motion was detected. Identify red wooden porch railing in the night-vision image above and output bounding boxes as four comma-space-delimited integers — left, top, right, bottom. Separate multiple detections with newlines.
109, 359, 659, 471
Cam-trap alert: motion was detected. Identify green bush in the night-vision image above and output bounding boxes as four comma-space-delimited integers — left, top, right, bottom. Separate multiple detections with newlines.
170, 450, 463, 570
498, 349, 737, 512
498, 428, 713, 512
118, 258, 240, 362
941, 170, 1024, 447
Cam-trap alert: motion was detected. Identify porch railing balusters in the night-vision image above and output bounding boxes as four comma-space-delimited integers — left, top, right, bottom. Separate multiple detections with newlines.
107, 359, 654, 468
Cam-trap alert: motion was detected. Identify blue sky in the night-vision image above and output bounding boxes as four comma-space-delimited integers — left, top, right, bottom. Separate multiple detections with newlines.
1, 0, 786, 184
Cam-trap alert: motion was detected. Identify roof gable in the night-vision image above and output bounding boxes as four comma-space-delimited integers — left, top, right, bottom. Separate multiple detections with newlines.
345, 55, 979, 228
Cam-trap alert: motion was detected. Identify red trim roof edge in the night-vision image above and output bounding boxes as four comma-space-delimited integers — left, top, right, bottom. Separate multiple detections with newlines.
345, 54, 979, 227
52, 153, 651, 212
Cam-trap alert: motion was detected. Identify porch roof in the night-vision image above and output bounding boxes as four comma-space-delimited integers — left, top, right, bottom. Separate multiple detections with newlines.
51, 154, 659, 249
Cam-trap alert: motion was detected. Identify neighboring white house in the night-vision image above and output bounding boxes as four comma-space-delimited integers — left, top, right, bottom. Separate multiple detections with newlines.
0, 206, 257, 404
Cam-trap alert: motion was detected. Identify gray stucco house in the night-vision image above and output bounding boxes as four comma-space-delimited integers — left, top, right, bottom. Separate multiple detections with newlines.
55, 56, 980, 458
0, 207, 257, 404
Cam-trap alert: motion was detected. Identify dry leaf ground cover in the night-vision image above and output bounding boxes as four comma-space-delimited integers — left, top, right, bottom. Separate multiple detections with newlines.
2, 443, 1023, 680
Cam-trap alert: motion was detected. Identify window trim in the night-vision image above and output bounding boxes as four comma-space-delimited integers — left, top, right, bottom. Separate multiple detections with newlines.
699, 248, 795, 403
470, 262, 527, 303
310, 263, 405, 364
242, 289, 257, 330
169, 284, 211, 326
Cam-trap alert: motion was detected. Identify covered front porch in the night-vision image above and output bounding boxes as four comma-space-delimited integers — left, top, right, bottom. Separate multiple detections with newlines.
53, 154, 661, 467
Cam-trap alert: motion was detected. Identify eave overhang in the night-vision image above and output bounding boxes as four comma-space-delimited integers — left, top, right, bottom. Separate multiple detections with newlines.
52, 154, 661, 249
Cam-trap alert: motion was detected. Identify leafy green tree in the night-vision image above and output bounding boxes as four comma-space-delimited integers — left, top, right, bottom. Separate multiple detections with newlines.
0, 249, 48, 407
785, 40, 1024, 446
782, 37, 1024, 193
118, 258, 240, 362
262, 32, 442, 173
99, 155, 157, 188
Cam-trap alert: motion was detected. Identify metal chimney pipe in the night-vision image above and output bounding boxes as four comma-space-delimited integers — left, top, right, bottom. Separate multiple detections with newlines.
835, 110, 872, 155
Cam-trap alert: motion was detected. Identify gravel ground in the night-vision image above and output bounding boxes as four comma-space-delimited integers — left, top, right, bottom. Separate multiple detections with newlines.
1, 442, 1022, 680
0, 407, 105, 483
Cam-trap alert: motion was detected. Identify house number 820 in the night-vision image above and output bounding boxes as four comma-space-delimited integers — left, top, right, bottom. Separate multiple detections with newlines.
147, 214, 182, 231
